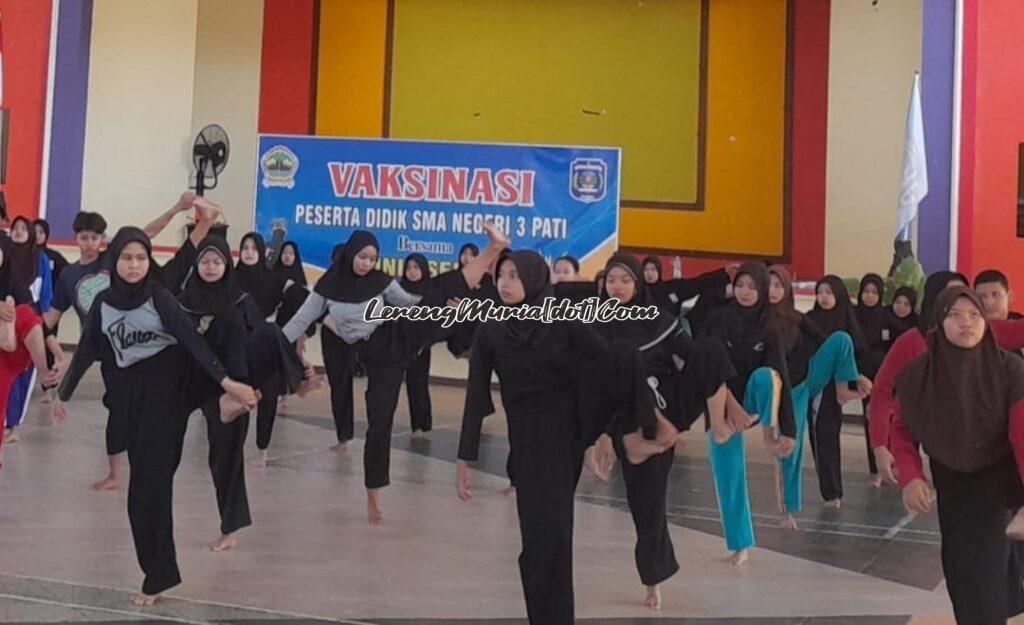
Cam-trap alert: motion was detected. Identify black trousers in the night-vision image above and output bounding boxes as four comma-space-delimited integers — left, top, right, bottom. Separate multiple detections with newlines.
201, 401, 252, 535
404, 348, 432, 432
321, 327, 355, 443
508, 407, 583, 625
931, 457, 1024, 625
613, 437, 679, 586
809, 385, 843, 501
254, 387, 279, 451
363, 361, 406, 489
122, 352, 191, 596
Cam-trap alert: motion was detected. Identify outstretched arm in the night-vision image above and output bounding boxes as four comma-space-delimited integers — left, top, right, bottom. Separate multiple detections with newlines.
459, 222, 510, 291
143, 192, 196, 240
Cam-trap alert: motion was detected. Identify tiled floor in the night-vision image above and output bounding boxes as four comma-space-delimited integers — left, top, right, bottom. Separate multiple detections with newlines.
0, 370, 958, 624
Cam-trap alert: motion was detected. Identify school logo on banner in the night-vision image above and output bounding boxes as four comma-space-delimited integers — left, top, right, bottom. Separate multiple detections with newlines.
569, 158, 607, 204
260, 145, 299, 189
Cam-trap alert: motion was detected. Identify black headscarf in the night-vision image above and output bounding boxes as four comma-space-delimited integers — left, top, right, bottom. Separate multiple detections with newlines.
497, 250, 553, 347
33, 218, 50, 246
808, 275, 866, 352
642, 255, 663, 284
9, 216, 39, 288
767, 264, 803, 353
600, 253, 673, 344
273, 241, 307, 287
400, 253, 431, 296
314, 230, 392, 303
0, 237, 32, 304
919, 270, 969, 332
105, 227, 159, 311
236, 232, 270, 294
235, 232, 286, 315
854, 273, 888, 351
179, 236, 245, 315
457, 243, 480, 270
888, 286, 919, 338
896, 287, 1024, 473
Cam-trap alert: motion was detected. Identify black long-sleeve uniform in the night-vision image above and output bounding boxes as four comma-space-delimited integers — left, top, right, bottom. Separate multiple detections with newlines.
458, 318, 611, 625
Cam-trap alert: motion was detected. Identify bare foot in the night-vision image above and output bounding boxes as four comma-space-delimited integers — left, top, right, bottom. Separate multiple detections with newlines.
253, 450, 268, 468
297, 374, 326, 398
92, 476, 119, 491
207, 533, 237, 552
727, 549, 750, 567
824, 499, 842, 509
779, 514, 798, 530
4, 428, 19, 443
38, 392, 53, 405
644, 584, 662, 611
654, 409, 680, 449
622, 430, 668, 465
218, 394, 249, 424
366, 489, 383, 525
330, 442, 348, 455
1007, 508, 1024, 540
835, 382, 862, 405
410, 429, 426, 440
500, 485, 516, 497
131, 593, 159, 606
870, 475, 884, 488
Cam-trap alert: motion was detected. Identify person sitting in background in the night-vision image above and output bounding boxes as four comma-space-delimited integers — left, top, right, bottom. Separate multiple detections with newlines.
975, 269, 1023, 321
551, 255, 580, 284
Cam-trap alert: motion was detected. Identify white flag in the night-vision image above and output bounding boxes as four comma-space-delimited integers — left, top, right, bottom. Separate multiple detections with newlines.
896, 72, 928, 241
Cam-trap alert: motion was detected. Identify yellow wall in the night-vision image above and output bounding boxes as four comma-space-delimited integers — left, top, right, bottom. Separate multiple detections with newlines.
315, 0, 389, 137
80, 0, 199, 249
388, 0, 701, 205
620, 0, 788, 256
191, 0, 265, 237
825, 0, 922, 277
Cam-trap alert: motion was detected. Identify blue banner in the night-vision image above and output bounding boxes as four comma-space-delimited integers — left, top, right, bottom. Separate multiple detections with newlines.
253, 135, 620, 277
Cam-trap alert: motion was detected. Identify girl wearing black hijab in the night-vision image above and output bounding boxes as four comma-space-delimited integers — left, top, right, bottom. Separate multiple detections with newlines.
235, 232, 287, 318
698, 261, 797, 566
855, 273, 891, 483
273, 241, 307, 287
32, 218, 68, 400
444, 241, 497, 358
888, 286, 919, 340
806, 275, 868, 506
284, 225, 508, 524
3, 216, 53, 443
177, 236, 309, 550
400, 253, 433, 436
893, 287, 1024, 623
583, 253, 736, 610
457, 249, 623, 624
55, 227, 256, 606
767, 266, 867, 527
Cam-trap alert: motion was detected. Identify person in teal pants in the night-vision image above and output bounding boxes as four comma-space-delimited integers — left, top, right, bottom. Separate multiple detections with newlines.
767, 265, 872, 527
699, 262, 797, 566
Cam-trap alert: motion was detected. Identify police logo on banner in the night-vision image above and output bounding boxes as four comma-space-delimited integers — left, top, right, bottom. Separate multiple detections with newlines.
260, 145, 299, 189
569, 158, 607, 203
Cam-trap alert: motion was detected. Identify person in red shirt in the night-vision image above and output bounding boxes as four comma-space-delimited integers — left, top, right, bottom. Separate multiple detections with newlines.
890, 286, 1024, 624
869, 272, 1024, 483
0, 236, 62, 466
